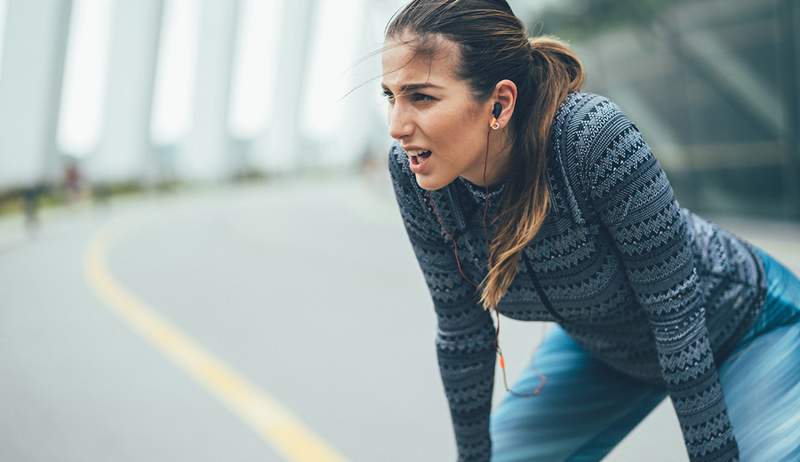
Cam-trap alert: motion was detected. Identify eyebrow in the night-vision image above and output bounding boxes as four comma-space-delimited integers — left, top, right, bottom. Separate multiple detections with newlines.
380, 82, 444, 93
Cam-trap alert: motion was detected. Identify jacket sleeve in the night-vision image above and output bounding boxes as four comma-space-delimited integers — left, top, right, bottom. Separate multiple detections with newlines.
388, 144, 496, 462
580, 100, 739, 462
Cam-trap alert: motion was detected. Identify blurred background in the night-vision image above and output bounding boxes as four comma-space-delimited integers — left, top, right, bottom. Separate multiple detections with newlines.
0, 1, 798, 461
0, 0, 798, 219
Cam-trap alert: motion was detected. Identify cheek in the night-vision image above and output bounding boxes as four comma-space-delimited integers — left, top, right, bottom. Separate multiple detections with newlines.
452, 109, 485, 144
432, 108, 481, 141
424, 103, 485, 163
448, 112, 484, 146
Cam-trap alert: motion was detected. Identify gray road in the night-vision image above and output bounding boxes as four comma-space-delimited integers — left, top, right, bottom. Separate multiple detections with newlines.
1, 174, 798, 462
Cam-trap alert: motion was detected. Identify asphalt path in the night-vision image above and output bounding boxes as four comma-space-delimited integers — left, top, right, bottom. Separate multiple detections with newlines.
1, 174, 798, 461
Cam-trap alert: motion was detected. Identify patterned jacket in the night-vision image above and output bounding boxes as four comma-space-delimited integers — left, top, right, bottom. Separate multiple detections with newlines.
388, 92, 766, 462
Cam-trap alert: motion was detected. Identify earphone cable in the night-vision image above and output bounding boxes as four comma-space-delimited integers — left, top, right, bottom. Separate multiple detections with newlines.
482, 118, 545, 398
424, 108, 547, 398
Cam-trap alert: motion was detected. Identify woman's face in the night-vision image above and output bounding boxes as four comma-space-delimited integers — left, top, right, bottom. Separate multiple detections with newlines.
381, 35, 501, 191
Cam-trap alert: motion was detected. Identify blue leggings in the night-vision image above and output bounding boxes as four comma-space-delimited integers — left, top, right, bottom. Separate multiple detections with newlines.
490, 248, 800, 461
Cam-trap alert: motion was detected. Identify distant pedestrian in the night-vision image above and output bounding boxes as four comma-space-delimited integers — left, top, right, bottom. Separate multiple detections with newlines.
382, 1, 800, 461
64, 162, 82, 203
22, 184, 42, 234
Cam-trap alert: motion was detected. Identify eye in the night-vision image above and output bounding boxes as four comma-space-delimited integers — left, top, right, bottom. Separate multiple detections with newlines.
411, 93, 434, 103
381, 90, 396, 104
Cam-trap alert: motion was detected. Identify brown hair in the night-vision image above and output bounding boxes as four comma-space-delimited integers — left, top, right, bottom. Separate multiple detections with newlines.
386, 0, 584, 311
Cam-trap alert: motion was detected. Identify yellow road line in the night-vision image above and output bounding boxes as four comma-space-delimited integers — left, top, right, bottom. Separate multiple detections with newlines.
84, 222, 348, 462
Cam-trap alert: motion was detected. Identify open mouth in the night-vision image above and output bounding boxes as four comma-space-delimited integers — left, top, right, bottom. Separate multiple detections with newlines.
410, 150, 432, 165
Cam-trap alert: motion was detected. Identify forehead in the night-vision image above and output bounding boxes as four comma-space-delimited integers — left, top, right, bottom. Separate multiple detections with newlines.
381, 34, 462, 90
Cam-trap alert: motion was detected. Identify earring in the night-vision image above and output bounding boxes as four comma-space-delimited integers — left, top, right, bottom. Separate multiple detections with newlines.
490, 118, 500, 130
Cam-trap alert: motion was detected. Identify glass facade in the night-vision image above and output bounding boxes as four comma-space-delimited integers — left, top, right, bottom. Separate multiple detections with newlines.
531, 0, 800, 220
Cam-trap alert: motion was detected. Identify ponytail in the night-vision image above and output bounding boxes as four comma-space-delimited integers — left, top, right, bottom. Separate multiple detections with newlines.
526, 36, 584, 167
479, 35, 584, 311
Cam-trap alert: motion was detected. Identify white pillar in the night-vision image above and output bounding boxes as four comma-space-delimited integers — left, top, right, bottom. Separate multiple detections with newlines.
175, 0, 241, 182
330, 0, 388, 167
0, 0, 72, 189
0, 0, 8, 78
90, 0, 164, 185
252, 0, 319, 173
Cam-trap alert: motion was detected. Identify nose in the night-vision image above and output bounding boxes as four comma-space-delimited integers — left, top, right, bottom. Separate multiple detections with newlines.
388, 103, 414, 141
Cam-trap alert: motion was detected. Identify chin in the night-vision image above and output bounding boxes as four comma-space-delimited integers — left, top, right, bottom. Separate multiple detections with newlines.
414, 173, 453, 191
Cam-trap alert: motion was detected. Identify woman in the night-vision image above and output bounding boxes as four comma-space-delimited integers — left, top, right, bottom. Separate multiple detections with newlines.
381, 1, 800, 461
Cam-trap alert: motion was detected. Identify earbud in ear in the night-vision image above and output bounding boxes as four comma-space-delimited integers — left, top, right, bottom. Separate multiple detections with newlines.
490, 102, 502, 130
492, 102, 502, 118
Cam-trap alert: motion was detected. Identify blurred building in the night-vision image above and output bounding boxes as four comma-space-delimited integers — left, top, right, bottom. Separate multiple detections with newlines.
0, 0, 797, 221
0, 0, 396, 198
527, 0, 800, 220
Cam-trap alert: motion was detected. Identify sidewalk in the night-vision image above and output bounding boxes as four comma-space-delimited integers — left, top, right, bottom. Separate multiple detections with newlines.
0, 202, 96, 254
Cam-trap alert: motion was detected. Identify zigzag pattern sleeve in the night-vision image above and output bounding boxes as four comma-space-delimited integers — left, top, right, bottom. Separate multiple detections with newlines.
388, 146, 496, 462
581, 101, 739, 462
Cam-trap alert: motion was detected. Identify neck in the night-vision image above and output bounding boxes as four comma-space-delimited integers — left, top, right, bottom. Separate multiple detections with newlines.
461, 130, 512, 187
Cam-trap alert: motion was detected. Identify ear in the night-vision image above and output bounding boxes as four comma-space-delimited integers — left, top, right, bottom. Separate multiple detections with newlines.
491, 80, 517, 128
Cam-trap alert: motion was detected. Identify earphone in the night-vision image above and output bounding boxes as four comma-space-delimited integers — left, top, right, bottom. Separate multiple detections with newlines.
490, 102, 501, 130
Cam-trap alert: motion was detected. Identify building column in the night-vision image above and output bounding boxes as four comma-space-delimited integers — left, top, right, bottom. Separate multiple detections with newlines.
90, 0, 164, 186
176, 0, 241, 182
0, 0, 72, 190
332, 0, 390, 167
252, 0, 319, 173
